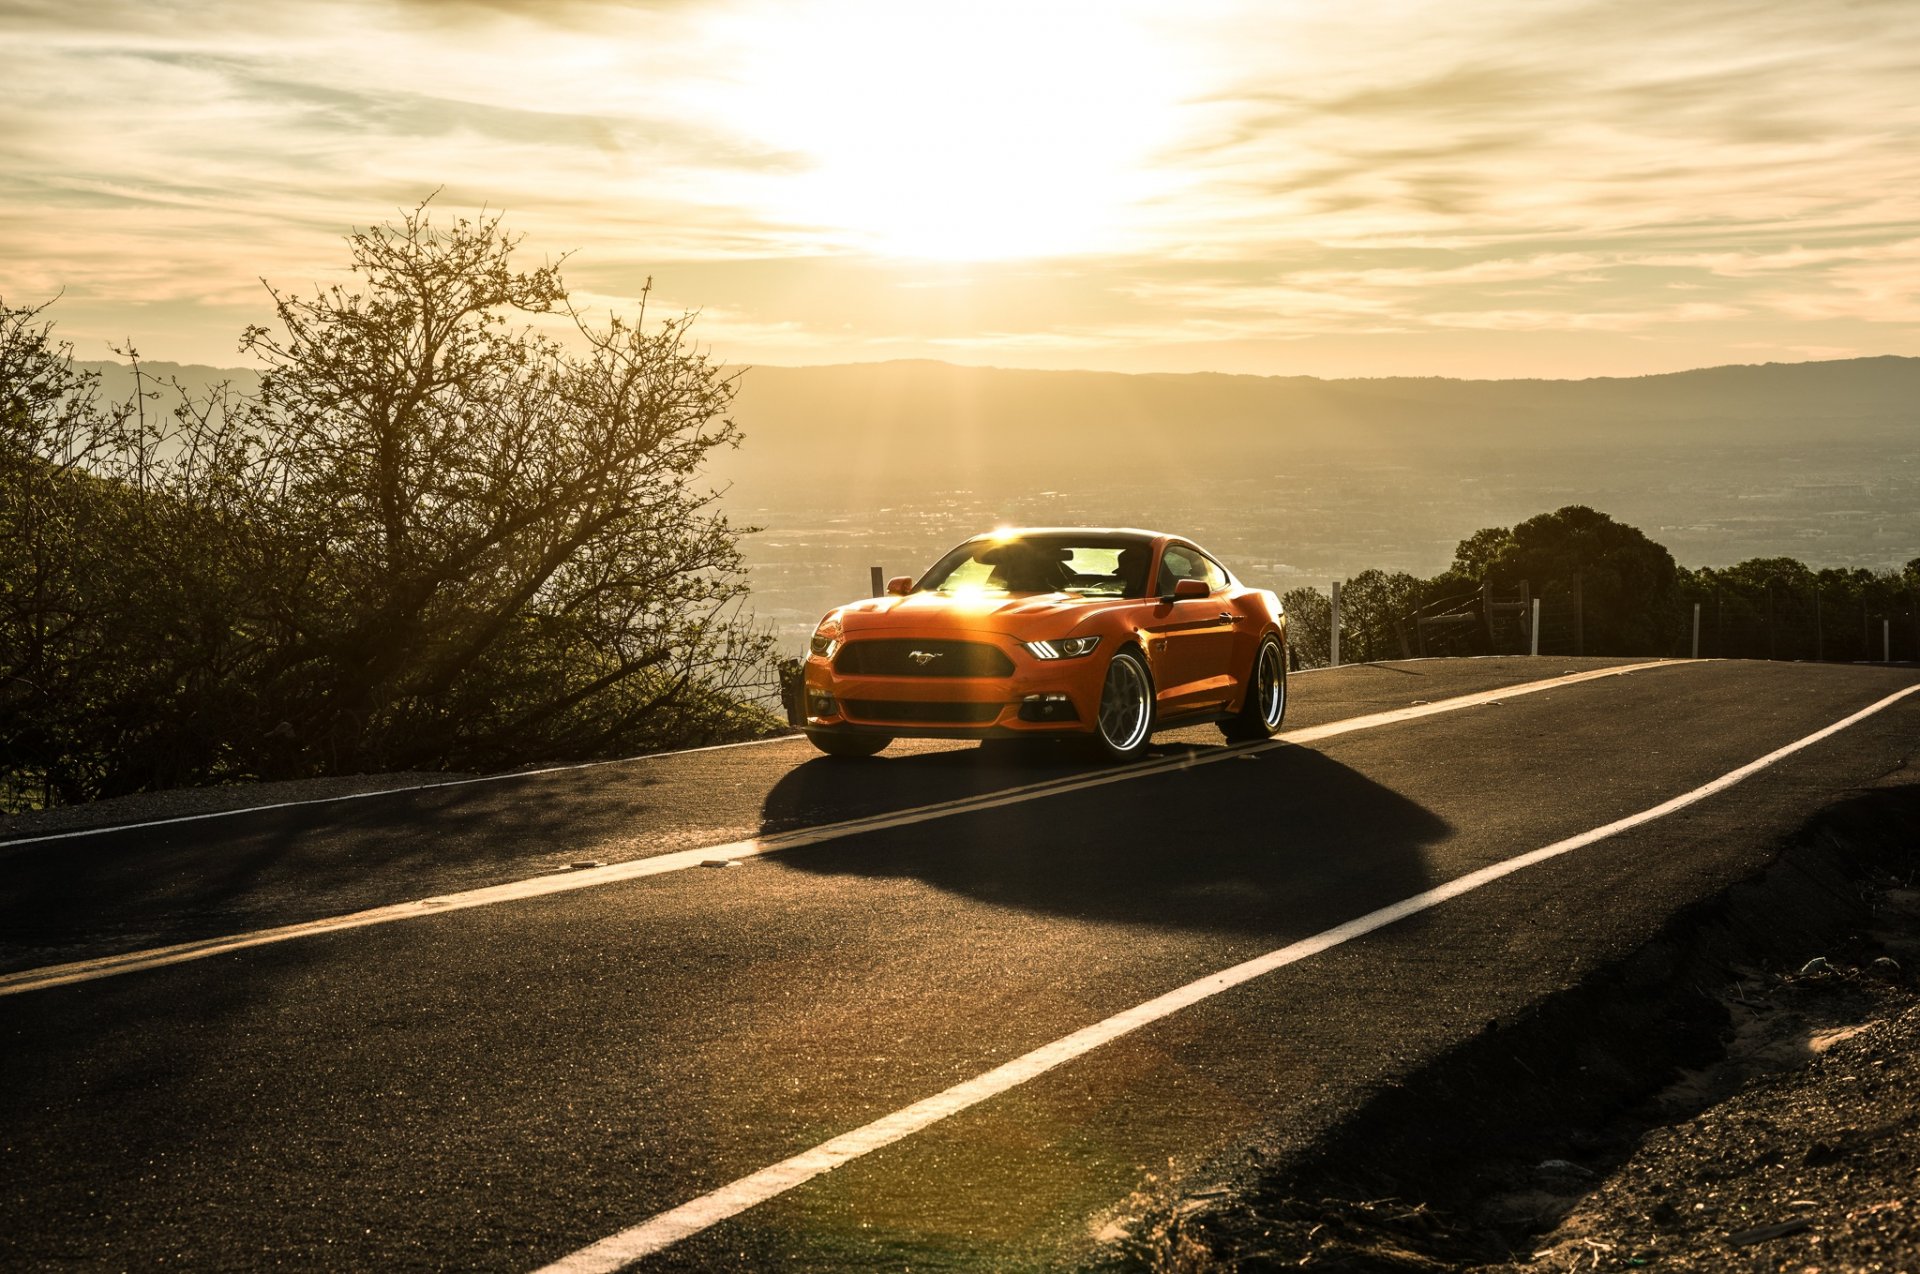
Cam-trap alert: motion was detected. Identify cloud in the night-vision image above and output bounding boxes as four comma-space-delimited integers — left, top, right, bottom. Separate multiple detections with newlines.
1423, 302, 1748, 333
2, 0, 1916, 375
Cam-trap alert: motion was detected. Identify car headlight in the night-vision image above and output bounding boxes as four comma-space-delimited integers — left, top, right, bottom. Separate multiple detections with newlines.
810, 617, 842, 659
1023, 635, 1101, 660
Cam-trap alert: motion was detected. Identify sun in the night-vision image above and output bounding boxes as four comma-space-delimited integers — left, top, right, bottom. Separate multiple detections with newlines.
714, 1, 1191, 261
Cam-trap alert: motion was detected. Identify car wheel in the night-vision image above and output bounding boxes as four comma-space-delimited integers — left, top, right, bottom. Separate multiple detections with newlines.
1093, 648, 1155, 761
1221, 634, 1287, 742
808, 731, 891, 758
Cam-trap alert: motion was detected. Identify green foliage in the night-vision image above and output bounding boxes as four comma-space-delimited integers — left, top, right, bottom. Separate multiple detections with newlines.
1281, 586, 1330, 668
1335, 569, 1424, 663
1680, 559, 1916, 662
1287, 505, 1914, 670
1449, 526, 1512, 581
1480, 505, 1680, 655
1, 204, 776, 811
0, 303, 149, 805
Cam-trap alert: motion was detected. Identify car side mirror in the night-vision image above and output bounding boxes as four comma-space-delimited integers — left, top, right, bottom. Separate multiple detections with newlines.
886, 575, 913, 596
1171, 578, 1211, 600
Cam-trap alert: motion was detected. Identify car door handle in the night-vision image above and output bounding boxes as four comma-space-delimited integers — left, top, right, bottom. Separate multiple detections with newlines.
1216, 612, 1237, 622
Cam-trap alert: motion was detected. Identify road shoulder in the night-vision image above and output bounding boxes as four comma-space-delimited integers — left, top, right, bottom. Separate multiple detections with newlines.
1093, 765, 1920, 1271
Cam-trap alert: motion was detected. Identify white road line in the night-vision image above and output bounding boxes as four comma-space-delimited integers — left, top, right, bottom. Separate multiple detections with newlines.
0, 659, 1637, 851
0, 734, 802, 851
534, 681, 1920, 1274
0, 661, 1680, 998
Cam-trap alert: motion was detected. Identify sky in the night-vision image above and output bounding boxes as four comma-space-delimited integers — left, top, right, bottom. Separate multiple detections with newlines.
2, 0, 1917, 379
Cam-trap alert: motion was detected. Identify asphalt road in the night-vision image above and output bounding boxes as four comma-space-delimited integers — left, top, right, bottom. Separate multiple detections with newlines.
2, 656, 1916, 1271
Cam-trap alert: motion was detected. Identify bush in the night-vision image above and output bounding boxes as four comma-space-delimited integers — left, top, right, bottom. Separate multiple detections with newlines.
1, 203, 775, 810
1486, 505, 1679, 656
1282, 586, 1331, 668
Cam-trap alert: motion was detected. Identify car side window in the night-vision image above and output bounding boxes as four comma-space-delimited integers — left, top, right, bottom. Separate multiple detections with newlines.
1156, 544, 1229, 597
1155, 546, 1192, 597
1196, 552, 1231, 591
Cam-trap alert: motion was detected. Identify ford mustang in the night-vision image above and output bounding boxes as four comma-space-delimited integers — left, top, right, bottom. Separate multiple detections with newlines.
802, 527, 1287, 760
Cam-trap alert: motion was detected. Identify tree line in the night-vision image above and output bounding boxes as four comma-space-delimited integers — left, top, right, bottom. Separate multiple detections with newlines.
2, 205, 774, 814
6, 207, 1912, 814
1281, 505, 1920, 668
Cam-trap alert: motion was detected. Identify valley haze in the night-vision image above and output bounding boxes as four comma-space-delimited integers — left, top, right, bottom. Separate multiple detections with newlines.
82, 354, 1920, 640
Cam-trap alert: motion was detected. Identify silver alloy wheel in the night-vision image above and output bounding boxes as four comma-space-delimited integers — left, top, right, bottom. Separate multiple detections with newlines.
1097, 652, 1153, 754
1255, 638, 1286, 728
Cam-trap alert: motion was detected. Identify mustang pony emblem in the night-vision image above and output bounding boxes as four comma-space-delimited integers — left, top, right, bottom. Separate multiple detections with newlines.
908, 650, 943, 665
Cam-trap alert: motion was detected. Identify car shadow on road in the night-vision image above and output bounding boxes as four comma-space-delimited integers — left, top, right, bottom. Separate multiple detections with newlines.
757, 739, 1117, 834
762, 744, 1451, 937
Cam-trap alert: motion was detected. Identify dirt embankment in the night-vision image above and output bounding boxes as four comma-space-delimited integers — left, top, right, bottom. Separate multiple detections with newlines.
1096, 767, 1920, 1272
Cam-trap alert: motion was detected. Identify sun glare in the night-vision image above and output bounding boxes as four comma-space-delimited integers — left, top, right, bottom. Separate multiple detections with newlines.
715, 1, 1190, 261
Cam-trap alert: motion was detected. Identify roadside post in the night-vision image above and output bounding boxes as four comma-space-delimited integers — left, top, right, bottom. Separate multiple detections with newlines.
1330, 580, 1341, 668
1691, 602, 1701, 659
1886, 619, 1893, 664
870, 566, 884, 598
778, 658, 806, 726
1530, 597, 1541, 656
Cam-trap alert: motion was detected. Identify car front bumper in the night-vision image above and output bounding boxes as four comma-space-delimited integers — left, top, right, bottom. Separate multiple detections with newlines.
802, 633, 1105, 739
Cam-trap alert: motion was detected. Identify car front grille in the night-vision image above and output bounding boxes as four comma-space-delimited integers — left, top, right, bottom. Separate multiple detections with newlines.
834, 639, 1014, 678
841, 700, 1003, 725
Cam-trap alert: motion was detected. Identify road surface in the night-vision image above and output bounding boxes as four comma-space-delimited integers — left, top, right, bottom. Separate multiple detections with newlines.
2, 656, 1915, 1271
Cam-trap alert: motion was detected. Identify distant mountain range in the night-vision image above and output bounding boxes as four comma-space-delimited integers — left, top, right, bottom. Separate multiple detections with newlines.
718, 356, 1920, 490
72, 354, 1920, 590
79, 353, 1920, 496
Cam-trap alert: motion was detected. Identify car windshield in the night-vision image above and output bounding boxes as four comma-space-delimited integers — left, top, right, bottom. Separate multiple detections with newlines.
917, 536, 1151, 598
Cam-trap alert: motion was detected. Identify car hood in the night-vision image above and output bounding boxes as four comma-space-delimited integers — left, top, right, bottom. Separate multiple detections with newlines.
833, 591, 1126, 639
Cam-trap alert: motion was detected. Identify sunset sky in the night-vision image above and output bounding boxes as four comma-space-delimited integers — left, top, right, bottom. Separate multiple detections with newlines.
3, 0, 1916, 378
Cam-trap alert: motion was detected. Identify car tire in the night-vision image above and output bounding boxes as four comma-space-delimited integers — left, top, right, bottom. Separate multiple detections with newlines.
1092, 647, 1155, 761
808, 731, 890, 758
1221, 634, 1287, 742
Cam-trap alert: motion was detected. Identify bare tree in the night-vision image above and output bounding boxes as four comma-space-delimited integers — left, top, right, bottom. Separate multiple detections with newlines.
231, 202, 773, 772
1, 203, 775, 808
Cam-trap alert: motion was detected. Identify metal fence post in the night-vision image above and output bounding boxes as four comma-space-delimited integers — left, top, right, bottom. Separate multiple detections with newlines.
1691, 602, 1700, 659
1530, 597, 1541, 656
870, 566, 884, 598
1330, 580, 1342, 668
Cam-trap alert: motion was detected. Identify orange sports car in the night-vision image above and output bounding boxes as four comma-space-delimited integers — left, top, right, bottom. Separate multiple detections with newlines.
802, 527, 1287, 760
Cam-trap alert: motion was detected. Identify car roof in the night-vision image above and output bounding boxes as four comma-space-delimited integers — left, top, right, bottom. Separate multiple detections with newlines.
962, 527, 1168, 542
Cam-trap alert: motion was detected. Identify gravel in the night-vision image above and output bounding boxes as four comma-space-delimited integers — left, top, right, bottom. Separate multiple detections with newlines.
1093, 771, 1920, 1273
1498, 926, 1920, 1273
